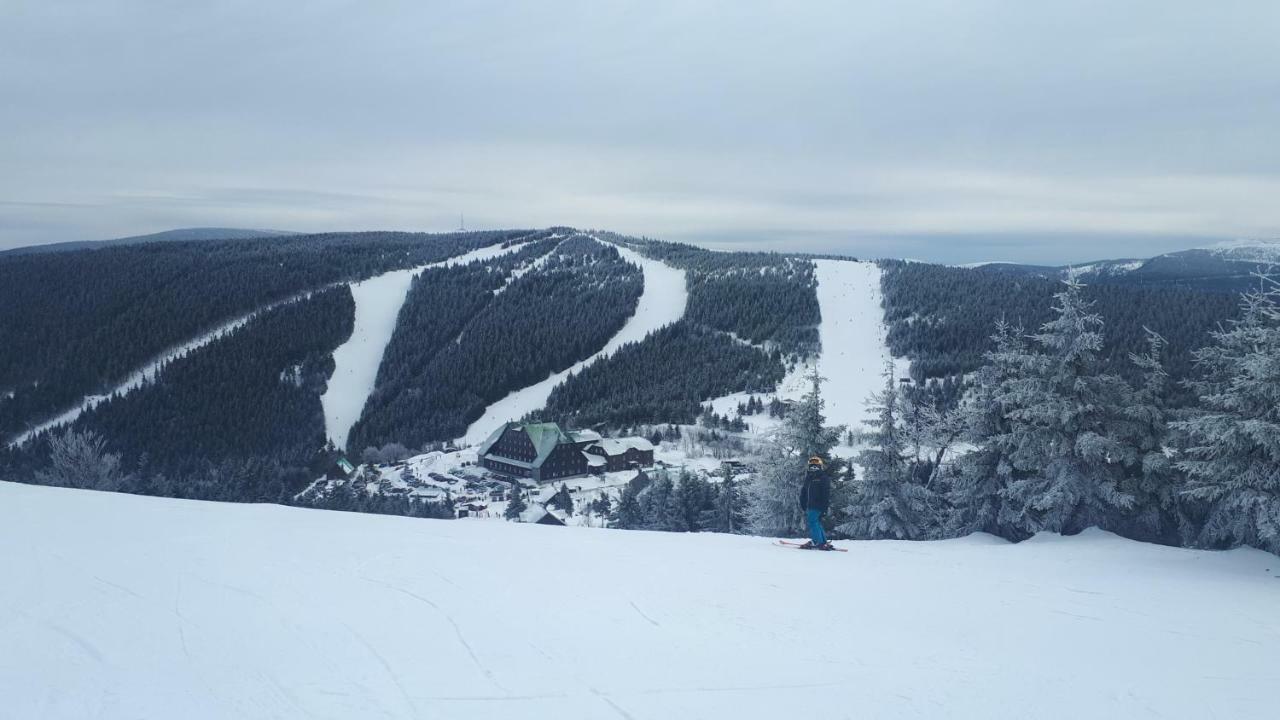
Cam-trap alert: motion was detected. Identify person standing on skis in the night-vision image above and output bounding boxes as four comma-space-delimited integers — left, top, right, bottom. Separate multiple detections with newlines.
798, 456, 833, 550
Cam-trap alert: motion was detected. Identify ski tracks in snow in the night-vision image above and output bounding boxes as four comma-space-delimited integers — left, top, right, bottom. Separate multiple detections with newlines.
460, 240, 688, 445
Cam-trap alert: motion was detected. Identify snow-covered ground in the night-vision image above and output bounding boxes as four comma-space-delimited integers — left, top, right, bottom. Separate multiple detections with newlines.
4, 481, 1277, 720
321, 241, 528, 450
7, 287, 334, 448
460, 242, 687, 445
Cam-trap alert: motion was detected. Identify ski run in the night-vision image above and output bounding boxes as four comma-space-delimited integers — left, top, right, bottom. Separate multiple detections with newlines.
460, 241, 687, 445
3, 481, 1276, 720
810, 259, 909, 431
704, 259, 907, 441
320, 240, 527, 450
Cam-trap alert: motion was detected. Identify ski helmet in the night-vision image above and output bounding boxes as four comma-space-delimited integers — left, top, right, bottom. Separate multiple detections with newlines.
807, 456, 824, 471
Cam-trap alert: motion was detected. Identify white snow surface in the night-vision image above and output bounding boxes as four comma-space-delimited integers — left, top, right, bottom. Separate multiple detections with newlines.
321, 241, 525, 450
460, 242, 687, 445
3, 481, 1278, 720
811, 260, 908, 432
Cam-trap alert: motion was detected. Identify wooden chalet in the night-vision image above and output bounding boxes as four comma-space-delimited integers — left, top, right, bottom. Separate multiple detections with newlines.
583, 437, 655, 472
478, 422, 655, 483
519, 505, 567, 526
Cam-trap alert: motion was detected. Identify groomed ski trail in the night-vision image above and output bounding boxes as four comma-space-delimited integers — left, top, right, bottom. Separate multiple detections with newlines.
460, 241, 687, 445
808, 259, 908, 432
321, 241, 530, 451
701, 259, 905, 438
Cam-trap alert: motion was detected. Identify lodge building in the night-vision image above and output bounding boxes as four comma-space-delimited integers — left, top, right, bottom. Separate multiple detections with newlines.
478, 422, 654, 482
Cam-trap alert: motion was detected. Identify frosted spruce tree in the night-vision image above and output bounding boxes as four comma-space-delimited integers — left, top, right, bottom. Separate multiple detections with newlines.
995, 281, 1135, 536
35, 429, 125, 491
946, 321, 1024, 539
746, 368, 846, 536
839, 367, 941, 539
1117, 330, 1193, 544
1172, 278, 1280, 554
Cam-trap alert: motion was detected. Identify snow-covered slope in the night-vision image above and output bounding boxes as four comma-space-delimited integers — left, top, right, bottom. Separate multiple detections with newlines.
1204, 238, 1280, 264
460, 242, 687, 445
3, 481, 1277, 720
321, 241, 525, 450
810, 260, 907, 432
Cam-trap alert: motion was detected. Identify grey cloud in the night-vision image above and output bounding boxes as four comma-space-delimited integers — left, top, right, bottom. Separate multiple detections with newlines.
1, 1, 1278, 260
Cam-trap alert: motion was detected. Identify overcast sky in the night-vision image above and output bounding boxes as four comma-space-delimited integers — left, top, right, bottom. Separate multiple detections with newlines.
2, 1, 1278, 263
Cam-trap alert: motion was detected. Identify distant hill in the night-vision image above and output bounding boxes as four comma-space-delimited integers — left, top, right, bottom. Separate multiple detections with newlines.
966, 239, 1280, 293
0, 227, 298, 256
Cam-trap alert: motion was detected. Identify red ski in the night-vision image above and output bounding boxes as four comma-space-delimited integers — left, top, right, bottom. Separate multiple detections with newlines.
776, 539, 848, 552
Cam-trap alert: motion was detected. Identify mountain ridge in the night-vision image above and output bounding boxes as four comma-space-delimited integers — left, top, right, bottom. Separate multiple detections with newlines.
0, 227, 298, 256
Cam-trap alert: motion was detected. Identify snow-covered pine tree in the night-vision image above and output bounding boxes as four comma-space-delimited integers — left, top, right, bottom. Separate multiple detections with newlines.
1172, 277, 1280, 554
35, 429, 125, 491
946, 321, 1025, 539
550, 483, 574, 516
995, 281, 1135, 536
711, 464, 748, 533
503, 483, 527, 520
1116, 329, 1193, 544
609, 482, 643, 529
640, 468, 677, 530
745, 368, 846, 536
588, 493, 611, 527
838, 366, 941, 540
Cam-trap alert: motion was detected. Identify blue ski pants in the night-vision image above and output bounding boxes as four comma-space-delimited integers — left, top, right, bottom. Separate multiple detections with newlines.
806, 509, 826, 546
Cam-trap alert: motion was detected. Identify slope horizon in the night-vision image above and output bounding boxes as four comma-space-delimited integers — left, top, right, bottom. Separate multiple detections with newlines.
3, 223, 1277, 267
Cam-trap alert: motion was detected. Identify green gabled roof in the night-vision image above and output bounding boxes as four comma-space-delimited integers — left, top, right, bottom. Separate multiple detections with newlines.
476, 423, 513, 458
478, 421, 570, 469
523, 422, 569, 468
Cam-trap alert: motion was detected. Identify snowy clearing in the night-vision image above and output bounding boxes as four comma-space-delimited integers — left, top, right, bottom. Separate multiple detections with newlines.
3, 481, 1277, 720
460, 242, 687, 445
7, 287, 332, 448
321, 241, 527, 450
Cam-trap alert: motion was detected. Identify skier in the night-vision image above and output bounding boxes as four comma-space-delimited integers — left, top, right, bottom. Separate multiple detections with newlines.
798, 456, 834, 550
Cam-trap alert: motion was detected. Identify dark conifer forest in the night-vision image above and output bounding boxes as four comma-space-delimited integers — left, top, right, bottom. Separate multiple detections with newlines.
348, 235, 643, 450
543, 321, 785, 428
71, 287, 356, 477
614, 235, 821, 359
0, 229, 529, 439
880, 260, 1241, 403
